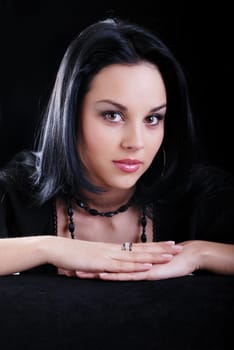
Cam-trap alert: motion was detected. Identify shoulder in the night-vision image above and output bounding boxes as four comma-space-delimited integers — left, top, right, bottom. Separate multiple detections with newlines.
158, 162, 234, 207
157, 163, 234, 243
175, 162, 234, 200
0, 151, 38, 200
0, 151, 38, 218
0, 153, 54, 237
165, 161, 234, 210
189, 162, 234, 195
183, 163, 234, 242
178, 163, 234, 215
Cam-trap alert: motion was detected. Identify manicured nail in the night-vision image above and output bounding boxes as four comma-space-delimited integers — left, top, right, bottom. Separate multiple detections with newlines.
144, 263, 153, 268
161, 254, 173, 259
165, 241, 175, 245
172, 245, 183, 250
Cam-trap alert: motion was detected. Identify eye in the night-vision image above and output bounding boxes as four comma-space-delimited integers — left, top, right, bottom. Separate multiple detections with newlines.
144, 114, 163, 126
101, 111, 123, 123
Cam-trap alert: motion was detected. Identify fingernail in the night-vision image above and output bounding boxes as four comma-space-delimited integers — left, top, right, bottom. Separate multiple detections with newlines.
144, 263, 153, 268
172, 245, 183, 250
161, 254, 173, 259
165, 241, 175, 245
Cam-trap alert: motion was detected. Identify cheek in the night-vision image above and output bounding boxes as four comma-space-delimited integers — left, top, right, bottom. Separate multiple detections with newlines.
147, 129, 164, 156
81, 125, 114, 153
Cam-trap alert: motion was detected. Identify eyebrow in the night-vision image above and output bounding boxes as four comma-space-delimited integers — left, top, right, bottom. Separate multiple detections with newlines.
96, 99, 167, 113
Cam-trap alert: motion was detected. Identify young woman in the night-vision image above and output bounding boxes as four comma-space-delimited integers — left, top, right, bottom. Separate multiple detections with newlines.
0, 18, 233, 280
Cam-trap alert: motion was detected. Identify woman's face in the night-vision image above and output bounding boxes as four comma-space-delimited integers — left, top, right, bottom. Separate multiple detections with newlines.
78, 62, 167, 191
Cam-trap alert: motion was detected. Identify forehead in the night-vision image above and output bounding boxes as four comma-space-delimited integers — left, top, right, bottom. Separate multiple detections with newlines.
85, 63, 167, 104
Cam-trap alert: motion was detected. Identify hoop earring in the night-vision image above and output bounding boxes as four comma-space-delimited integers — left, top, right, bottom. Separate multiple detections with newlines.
161, 148, 166, 176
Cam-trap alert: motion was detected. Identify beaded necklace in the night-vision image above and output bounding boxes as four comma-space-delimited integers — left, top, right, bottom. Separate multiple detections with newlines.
67, 197, 147, 242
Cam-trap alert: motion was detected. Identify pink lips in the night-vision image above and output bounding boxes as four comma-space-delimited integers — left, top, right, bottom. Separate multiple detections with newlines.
113, 159, 143, 173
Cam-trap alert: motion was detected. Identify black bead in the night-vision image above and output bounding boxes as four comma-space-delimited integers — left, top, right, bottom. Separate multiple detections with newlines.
89, 208, 99, 216
118, 204, 129, 212
75, 196, 133, 218
141, 232, 147, 243
69, 222, 75, 233
77, 201, 85, 208
104, 212, 115, 217
141, 216, 147, 227
67, 207, 74, 216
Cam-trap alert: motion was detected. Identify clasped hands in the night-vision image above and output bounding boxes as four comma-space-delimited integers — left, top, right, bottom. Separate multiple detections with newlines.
53, 238, 201, 281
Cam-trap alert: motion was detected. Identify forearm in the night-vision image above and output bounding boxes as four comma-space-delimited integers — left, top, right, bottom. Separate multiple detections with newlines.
0, 236, 173, 277
198, 241, 234, 275
0, 236, 51, 275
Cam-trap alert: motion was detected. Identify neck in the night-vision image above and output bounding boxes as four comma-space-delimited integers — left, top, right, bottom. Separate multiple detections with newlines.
78, 188, 136, 212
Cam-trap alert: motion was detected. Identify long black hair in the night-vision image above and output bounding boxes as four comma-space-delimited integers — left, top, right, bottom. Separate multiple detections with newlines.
2, 18, 201, 205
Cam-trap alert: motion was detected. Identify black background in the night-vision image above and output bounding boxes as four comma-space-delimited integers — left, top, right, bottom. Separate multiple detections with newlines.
0, 0, 233, 173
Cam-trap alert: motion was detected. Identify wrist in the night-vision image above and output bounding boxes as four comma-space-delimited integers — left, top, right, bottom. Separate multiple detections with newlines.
195, 241, 234, 274
193, 240, 218, 271
36, 235, 55, 265
182, 240, 209, 272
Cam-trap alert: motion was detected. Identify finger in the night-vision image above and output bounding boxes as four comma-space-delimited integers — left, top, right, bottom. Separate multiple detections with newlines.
76, 271, 99, 279
76, 262, 153, 276
109, 261, 153, 273
99, 271, 151, 281
111, 252, 174, 265
58, 268, 76, 277
131, 242, 183, 255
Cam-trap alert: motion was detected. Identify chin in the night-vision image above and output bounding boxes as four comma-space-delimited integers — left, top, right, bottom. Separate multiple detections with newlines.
114, 179, 139, 190
99, 173, 142, 191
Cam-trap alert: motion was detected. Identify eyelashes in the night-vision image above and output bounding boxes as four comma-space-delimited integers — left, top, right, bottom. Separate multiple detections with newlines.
144, 114, 164, 126
100, 110, 165, 126
101, 111, 123, 123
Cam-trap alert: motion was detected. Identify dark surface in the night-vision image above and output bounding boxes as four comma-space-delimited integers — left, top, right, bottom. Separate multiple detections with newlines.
0, 274, 233, 349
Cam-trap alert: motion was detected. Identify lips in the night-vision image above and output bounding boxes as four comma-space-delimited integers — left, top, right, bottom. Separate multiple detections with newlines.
113, 159, 143, 173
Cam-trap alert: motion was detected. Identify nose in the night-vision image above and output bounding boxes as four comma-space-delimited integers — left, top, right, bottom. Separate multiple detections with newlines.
120, 123, 144, 151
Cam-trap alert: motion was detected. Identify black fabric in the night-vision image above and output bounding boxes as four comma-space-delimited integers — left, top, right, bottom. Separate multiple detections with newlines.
0, 274, 233, 350
1, 162, 234, 275
0, 160, 234, 349
0, 175, 234, 273
0, 185, 57, 274
1, 166, 234, 244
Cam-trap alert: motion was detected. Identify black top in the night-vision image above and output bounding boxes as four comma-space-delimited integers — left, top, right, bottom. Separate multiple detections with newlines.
1, 157, 234, 274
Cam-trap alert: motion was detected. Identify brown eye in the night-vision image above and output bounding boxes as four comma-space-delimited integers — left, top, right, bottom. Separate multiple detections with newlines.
145, 115, 160, 126
102, 111, 123, 122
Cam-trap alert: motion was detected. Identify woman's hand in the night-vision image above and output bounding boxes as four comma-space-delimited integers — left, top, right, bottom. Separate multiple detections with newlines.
62, 240, 183, 279
0, 236, 182, 276
45, 238, 183, 277
93, 240, 198, 281
84, 240, 233, 281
